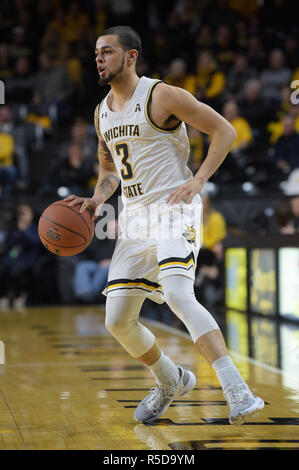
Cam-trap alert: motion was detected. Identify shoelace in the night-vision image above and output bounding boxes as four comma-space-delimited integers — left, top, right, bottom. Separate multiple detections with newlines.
224, 386, 250, 406
144, 385, 174, 405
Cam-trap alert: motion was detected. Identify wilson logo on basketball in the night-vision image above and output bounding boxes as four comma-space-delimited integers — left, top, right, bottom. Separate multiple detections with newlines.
46, 228, 61, 242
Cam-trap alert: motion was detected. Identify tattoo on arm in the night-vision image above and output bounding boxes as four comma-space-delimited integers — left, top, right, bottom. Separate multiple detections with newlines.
98, 140, 114, 163
100, 174, 120, 197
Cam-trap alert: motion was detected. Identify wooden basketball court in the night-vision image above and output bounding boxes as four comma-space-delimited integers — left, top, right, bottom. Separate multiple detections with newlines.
0, 305, 298, 450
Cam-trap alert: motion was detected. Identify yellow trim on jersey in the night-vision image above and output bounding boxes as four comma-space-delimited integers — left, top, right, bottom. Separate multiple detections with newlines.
145, 81, 183, 134
159, 258, 195, 269
106, 282, 162, 292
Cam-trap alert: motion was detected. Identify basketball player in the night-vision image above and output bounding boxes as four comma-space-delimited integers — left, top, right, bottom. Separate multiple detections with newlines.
66, 26, 264, 424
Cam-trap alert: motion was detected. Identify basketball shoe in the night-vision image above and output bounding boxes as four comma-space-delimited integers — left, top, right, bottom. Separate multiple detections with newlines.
134, 365, 196, 423
224, 383, 265, 424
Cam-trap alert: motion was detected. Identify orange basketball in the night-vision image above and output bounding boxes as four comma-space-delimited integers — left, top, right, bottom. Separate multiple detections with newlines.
38, 201, 94, 256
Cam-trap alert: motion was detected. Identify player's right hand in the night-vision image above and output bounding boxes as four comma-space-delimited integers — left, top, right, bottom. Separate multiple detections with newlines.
64, 194, 104, 219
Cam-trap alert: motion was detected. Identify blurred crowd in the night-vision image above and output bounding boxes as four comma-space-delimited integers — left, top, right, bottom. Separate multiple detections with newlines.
1, 0, 299, 310
0, 0, 299, 196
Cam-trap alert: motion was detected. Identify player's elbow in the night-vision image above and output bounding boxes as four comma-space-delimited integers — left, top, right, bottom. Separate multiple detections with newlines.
226, 123, 237, 144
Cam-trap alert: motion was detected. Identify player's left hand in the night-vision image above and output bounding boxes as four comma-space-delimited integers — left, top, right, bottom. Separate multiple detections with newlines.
166, 178, 205, 205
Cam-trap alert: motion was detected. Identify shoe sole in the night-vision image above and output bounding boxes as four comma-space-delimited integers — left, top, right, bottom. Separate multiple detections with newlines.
134, 369, 196, 423
229, 396, 265, 425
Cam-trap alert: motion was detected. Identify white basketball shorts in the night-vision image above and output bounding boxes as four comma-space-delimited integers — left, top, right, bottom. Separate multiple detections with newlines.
102, 194, 202, 304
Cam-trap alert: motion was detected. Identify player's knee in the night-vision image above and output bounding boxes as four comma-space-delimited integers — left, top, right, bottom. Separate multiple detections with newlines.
163, 279, 198, 321
163, 286, 184, 313
105, 309, 138, 339
105, 312, 126, 336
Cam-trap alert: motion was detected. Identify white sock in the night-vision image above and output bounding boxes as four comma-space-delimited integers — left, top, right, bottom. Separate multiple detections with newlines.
212, 355, 246, 391
148, 351, 180, 387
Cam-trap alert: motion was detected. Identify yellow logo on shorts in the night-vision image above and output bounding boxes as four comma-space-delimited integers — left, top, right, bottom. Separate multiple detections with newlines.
183, 225, 196, 245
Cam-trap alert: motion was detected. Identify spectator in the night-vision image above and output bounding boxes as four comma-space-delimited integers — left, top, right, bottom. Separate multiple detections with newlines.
188, 50, 226, 108
272, 114, 299, 172
136, 57, 159, 80
278, 169, 299, 233
234, 19, 249, 50
45, 8, 68, 44
150, 29, 173, 77
290, 196, 299, 232
15, 8, 35, 50
73, 219, 118, 302
204, 0, 239, 30
0, 105, 35, 190
0, 130, 16, 197
167, 0, 202, 62
260, 49, 292, 103
64, 1, 89, 43
267, 87, 299, 145
0, 204, 40, 310
164, 58, 193, 90
40, 25, 61, 58
292, 64, 299, 87
94, 0, 108, 36
0, 106, 18, 196
226, 53, 256, 100
108, 0, 135, 28
283, 34, 299, 70
213, 24, 235, 72
35, 0, 56, 41
0, 44, 13, 81
56, 43, 84, 98
9, 26, 32, 61
201, 194, 227, 253
238, 79, 273, 140
187, 125, 204, 172
195, 25, 213, 50
58, 117, 97, 163
260, 0, 290, 35
32, 51, 74, 125
37, 143, 94, 197
222, 100, 253, 154
275, 196, 299, 234
195, 194, 227, 307
5, 56, 34, 106
247, 35, 267, 72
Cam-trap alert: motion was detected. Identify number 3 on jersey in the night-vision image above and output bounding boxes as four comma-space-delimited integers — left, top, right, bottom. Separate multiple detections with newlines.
115, 143, 133, 180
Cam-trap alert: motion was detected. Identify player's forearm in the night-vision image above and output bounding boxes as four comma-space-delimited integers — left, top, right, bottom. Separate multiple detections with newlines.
194, 126, 236, 184
93, 167, 120, 202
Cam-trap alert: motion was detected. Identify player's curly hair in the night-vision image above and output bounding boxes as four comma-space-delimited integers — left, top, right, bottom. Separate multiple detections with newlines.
99, 26, 142, 58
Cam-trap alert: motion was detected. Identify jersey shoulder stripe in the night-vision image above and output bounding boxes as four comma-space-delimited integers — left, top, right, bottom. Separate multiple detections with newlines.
145, 80, 183, 134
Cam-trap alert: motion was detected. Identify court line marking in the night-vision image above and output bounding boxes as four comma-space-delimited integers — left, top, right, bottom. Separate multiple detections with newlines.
0, 361, 124, 368
143, 317, 299, 385
1, 314, 298, 386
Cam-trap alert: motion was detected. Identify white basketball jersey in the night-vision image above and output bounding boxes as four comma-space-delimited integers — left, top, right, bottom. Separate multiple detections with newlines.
96, 76, 193, 207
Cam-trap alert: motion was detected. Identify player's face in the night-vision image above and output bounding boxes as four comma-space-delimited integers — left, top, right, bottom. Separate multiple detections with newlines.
95, 35, 126, 85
